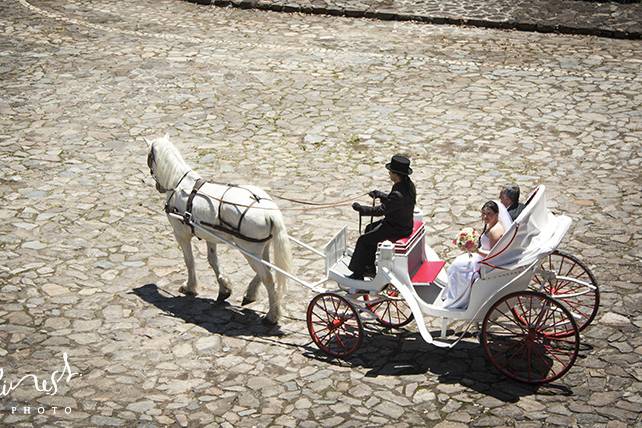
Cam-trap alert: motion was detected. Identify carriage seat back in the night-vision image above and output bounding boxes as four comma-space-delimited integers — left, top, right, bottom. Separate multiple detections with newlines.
394, 220, 424, 253
395, 220, 425, 277
378, 220, 444, 283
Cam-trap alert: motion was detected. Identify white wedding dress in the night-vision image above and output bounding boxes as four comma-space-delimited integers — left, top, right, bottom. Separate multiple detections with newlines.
441, 202, 513, 309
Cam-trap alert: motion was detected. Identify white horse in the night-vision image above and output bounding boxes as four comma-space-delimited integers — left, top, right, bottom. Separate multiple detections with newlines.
145, 134, 293, 325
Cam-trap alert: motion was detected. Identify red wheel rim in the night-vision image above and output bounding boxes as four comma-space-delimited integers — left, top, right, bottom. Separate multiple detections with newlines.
530, 250, 599, 334
306, 293, 363, 358
482, 291, 580, 384
363, 284, 414, 328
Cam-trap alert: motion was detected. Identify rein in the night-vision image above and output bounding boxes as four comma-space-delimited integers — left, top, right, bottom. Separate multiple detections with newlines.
143, 167, 368, 211
197, 188, 369, 211
163, 170, 192, 212
269, 193, 366, 207
202, 178, 367, 210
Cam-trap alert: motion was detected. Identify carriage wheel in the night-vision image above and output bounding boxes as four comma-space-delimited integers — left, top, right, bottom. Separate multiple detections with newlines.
530, 249, 599, 334
481, 291, 580, 384
363, 284, 414, 328
306, 293, 364, 358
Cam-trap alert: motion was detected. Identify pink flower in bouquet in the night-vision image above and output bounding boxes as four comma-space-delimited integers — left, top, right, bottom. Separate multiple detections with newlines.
453, 227, 479, 253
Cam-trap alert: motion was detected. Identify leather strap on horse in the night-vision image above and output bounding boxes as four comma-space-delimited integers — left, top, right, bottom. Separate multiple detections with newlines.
199, 220, 273, 243
216, 184, 267, 233
181, 179, 273, 243
163, 170, 191, 214
185, 178, 206, 233
217, 186, 237, 231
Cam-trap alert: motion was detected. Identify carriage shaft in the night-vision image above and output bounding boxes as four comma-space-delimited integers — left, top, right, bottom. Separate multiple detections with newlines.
169, 213, 328, 293
288, 236, 325, 257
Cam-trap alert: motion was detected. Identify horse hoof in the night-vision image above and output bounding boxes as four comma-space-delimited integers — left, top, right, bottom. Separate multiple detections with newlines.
178, 286, 197, 297
217, 290, 231, 303
241, 297, 255, 306
261, 316, 278, 326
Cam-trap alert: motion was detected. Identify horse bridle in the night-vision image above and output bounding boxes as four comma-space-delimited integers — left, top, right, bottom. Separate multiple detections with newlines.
148, 146, 184, 194
147, 147, 163, 190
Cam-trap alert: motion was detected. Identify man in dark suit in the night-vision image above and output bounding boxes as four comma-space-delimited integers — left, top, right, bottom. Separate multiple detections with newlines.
348, 155, 416, 280
500, 185, 525, 221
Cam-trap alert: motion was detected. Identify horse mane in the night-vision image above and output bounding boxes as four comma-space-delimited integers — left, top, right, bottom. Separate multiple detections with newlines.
153, 135, 191, 190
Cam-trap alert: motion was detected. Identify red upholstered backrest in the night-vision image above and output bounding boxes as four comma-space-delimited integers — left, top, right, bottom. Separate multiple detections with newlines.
395, 220, 424, 246
394, 220, 425, 275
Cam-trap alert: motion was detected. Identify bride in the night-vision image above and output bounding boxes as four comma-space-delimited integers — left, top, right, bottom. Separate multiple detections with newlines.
441, 200, 513, 309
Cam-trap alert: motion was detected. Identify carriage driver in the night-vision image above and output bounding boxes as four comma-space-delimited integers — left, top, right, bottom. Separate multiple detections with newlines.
347, 155, 417, 280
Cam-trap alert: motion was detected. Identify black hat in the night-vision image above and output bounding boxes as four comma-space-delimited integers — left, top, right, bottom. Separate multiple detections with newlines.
385, 155, 412, 175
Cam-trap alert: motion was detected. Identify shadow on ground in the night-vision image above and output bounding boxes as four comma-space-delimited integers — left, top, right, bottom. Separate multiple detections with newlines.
133, 284, 576, 401
132, 283, 286, 337
302, 325, 575, 402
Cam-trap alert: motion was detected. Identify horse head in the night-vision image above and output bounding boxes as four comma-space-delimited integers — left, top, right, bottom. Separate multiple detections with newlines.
144, 135, 170, 193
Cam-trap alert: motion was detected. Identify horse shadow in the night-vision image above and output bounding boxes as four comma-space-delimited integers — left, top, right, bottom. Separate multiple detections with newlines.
302, 325, 575, 402
131, 283, 286, 338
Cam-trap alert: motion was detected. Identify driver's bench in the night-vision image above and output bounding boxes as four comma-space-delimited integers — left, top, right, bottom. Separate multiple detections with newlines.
386, 219, 445, 285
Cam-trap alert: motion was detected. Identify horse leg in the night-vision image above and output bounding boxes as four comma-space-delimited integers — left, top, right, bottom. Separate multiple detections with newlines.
174, 228, 198, 296
243, 252, 280, 325
242, 275, 260, 306
206, 241, 232, 302
242, 244, 269, 306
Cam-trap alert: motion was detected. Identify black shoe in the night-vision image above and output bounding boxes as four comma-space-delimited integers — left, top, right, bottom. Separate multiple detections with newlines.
347, 272, 364, 280
363, 264, 376, 275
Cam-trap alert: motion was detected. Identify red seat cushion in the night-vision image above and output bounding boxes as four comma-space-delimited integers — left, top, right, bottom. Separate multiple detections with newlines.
395, 220, 424, 245
412, 260, 446, 284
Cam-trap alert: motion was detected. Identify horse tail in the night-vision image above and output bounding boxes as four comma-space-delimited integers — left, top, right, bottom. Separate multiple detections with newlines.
268, 210, 293, 299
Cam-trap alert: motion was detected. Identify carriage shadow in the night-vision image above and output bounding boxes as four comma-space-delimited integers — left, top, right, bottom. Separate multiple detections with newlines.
133, 284, 574, 400
302, 326, 573, 402
131, 283, 286, 337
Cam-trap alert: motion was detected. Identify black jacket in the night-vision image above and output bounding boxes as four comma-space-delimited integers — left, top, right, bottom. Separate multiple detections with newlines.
508, 202, 525, 221
359, 181, 415, 235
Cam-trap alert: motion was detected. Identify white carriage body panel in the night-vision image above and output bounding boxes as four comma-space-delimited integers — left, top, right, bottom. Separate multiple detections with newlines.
415, 262, 539, 321
325, 185, 573, 346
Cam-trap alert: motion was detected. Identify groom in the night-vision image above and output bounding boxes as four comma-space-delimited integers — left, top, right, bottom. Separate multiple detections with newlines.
499, 185, 525, 221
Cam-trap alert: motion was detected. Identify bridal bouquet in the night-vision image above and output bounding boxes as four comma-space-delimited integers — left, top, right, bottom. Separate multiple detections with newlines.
452, 227, 479, 253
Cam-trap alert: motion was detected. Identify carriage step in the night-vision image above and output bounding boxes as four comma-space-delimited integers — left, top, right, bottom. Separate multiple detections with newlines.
430, 339, 453, 348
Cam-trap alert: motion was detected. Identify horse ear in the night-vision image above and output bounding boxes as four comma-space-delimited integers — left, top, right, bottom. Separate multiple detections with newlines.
144, 137, 152, 149
163, 133, 170, 142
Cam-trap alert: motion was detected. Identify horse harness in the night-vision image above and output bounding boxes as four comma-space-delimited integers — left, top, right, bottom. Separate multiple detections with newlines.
165, 177, 273, 243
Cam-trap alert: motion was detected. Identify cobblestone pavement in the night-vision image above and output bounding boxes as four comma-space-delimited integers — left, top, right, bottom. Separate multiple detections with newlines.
199, 0, 642, 39
1, 0, 641, 426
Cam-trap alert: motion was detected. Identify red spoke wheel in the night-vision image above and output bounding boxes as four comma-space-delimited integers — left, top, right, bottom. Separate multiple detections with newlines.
306, 293, 363, 358
530, 249, 599, 334
481, 291, 580, 384
363, 284, 414, 328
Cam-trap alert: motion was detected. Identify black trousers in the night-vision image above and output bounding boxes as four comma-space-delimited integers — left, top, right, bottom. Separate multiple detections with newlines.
348, 220, 406, 275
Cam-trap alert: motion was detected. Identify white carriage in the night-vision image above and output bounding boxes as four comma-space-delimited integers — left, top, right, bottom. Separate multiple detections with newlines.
167, 174, 598, 384
305, 185, 599, 384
